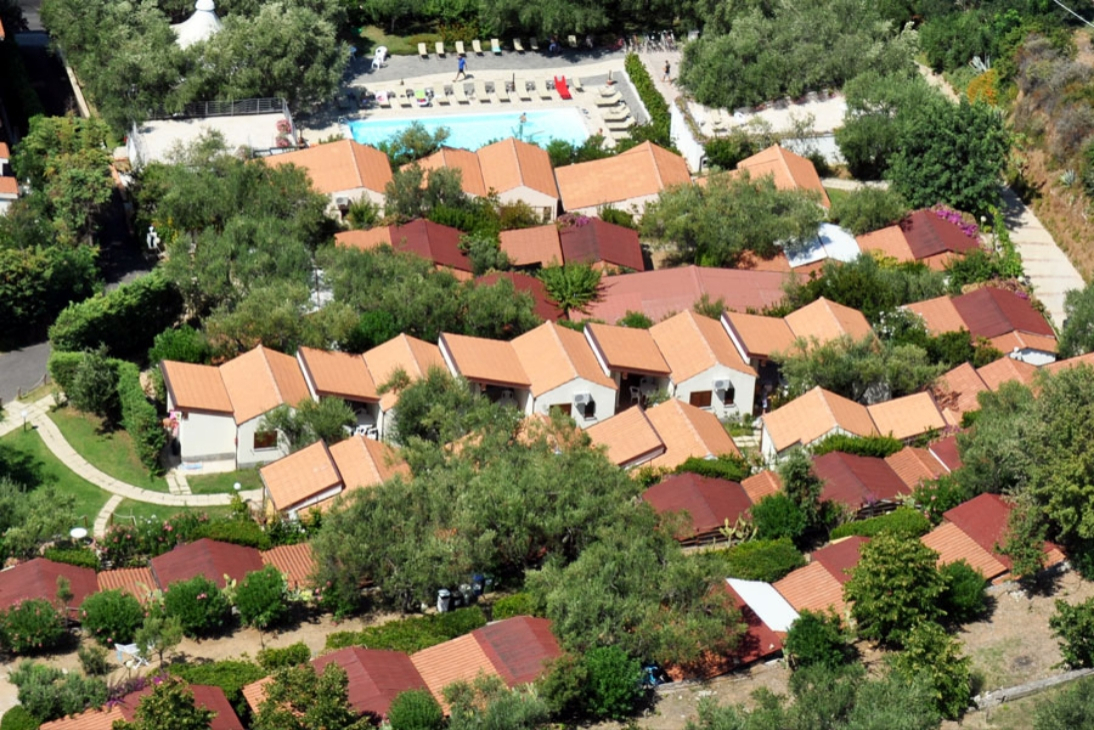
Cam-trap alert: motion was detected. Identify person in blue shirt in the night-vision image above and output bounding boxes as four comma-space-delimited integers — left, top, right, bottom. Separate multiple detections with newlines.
453, 54, 467, 81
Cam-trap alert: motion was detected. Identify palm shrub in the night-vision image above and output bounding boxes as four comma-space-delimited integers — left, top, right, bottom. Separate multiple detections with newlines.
538, 264, 601, 315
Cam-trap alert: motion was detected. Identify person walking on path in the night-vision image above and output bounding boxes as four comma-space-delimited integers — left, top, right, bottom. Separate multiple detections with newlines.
662, 60, 671, 82
453, 54, 467, 81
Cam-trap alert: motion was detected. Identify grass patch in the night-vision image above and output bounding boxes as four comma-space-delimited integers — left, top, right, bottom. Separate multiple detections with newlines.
110, 500, 236, 524
48, 406, 168, 491
357, 25, 441, 56
825, 186, 851, 208
187, 468, 263, 495
0, 427, 111, 526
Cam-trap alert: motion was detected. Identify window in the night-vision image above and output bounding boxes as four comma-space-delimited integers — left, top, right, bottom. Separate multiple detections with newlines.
253, 430, 278, 450
689, 391, 713, 409
551, 403, 573, 417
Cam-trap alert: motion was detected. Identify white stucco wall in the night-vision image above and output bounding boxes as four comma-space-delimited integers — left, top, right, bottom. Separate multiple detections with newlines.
533, 378, 618, 427
236, 416, 289, 468
761, 424, 847, 464
567, 193, 655, 218
672, 366, 756, 420
325, 186, 385, 218
498, 187, 558, 221
176, 410, 237, 464
285, 483, 343, 519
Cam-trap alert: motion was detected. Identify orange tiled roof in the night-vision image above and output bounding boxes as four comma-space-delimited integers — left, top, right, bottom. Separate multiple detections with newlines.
934, 362, 988, 426
499, 225, 563, 267
415, 147, 487, 197
976, 356, 1038, 391
219, 345, 311, 425
586, 407, 665, 467
0, 142, 10, 157
867, 392, 946, 442
242, 675, 274, 714
260, 440, 341, 512
722, 311, 797, 360
989, 331, 1058, 356
511, 321, 615, 397
266, 139, 392, 195
161, 361, 232, 414
885, 447, 947, 490
39, 706, 126, 730
479, 138, 560, 199
363, 334, 446, 411
921, 522, 1008, 580
585, 322, 670, 376
905, 296, 966, 336
773, 562, 846, 614
411, 633, 499, 710
736, 145, 831, 207
650, 311, 755, 383
761, 387, 877, 453
334, 227, 393, 251
554, 141, 690, 211
742, 470, 782, 503
96, 567, 157, 603
0, 176, 18, 196
297, 347, 378, 402
646, 399, 741, 469
261, 543, 315, 589
856, 226, 913, 262
440, 333, 531, 388
329, 435, 409, 495
1045, 351, 1094, 375
784, 297, 873, 345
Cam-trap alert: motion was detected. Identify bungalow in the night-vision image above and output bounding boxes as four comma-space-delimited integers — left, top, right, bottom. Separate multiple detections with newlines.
510, 321, 618, 425
906, 286, 1057, 365
585, 406, 666, 468
296, 347, 380, 437
362, 334, 447, 437
650, 311, 757, 417
644, 399, 742, 470
643, 473, 753, 544
554, 141, 691, 216
736, 145, 831, 207
812, 452, 908, 517
150, 538, 264, 589
40, 684, 243, 730
934, 356, 1038, 426
335, 219, 473, 280
584, 322, 671, 410
499, 225, 565, 269
572, 265, 790, 325
161, 345, 312, 470
884, 445, 950, 491
259, 436, 408, 518
558, 216, 645, 271
265, 139, 392, 217
0, 175, 17, 216
439, 332, 533, 412
866, 392, 946, 442
0, 559, 98, 618
858, 209, 981, 270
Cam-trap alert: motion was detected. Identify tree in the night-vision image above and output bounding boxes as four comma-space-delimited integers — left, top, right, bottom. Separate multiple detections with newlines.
112, 678, 214, 730
0, 244, 97, 349
67, 346, 119, 422
0, 482, 78, 561
1034, 676, 1094, 730
1058, 282, 1094, 358
260, 398, 356, 453
235, 565, 289, 629
888, 621, 971, 720
252, 664, 369, 730
750, 493, 808, 545
777, 450, 824, 528
384, 165, 467, 222
387, 690, 443, 730
938, 560, 987, 625
444, 675, 550, 730
949, 380, 1039, 498
641, 172, 826, 267
844, 533, 947, 646
999, 492, 1047, 581
581, 646, 644, 720
829, 187, 909, 235
0, 599, 66, 654
376, 121, 451, 166
1050, 597, 1094, 669
460, 233, 510, 276
784, 610, 853, 670
80, 589, 145, 646
133, 613, 183, 665
148, 326, 211, 365
538, 264, 601, 316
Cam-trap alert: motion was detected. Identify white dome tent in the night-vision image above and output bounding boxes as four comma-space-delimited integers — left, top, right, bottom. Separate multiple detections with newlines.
171, 0, 222, 49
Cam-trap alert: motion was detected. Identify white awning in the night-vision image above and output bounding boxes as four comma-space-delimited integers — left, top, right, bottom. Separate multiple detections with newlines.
727, 577, 799, 632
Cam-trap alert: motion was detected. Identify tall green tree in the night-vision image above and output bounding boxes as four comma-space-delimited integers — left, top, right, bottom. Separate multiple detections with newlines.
1058, 281, 1094, 359
260, 398, 356, 453
252, 664, 369, 730
112, 678, 214, 730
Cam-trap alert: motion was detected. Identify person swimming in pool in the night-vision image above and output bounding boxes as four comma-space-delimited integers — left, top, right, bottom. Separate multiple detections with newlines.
519, 113, 527, 124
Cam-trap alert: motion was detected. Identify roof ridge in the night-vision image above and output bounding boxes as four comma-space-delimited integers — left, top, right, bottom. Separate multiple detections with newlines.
322, 439, 344, 486
346, 140, 367, 191
256, 345, 285, 403
545, 321, 581, 382
685, 310, 720, 367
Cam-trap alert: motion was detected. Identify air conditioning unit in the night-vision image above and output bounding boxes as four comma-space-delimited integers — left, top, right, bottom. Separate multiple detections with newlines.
335, 197, 350, 210
574, 392, 592, 406
713, 378, 731, 392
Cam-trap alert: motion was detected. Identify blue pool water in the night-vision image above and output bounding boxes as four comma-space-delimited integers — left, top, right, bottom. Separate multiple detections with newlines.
346, 109, 589, 151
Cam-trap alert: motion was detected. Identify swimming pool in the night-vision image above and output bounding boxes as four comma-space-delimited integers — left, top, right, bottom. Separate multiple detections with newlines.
346, 109, 589, 151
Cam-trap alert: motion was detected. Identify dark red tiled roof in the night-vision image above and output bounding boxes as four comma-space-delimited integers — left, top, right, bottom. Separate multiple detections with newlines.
643, 473, 753, 538
473, 616, 562, 686
810, 536, 869, 585
942, 493, 1012, 567
812, 452, 908, 512
899, 210, 981, 259
313, 647, 427, 719
930, 434, 963, 472
151, 538, 264, 589
476, 271, 563, 321
114, 684, 243, 730
559, 218, 645, 271
725, 584, 784, 665
952, 287, 1054, 339
0, 558, 98, 616
390, 219, 472, 272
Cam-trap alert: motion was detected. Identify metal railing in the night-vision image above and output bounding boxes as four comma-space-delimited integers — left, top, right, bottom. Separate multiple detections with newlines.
148, 97, 287, 120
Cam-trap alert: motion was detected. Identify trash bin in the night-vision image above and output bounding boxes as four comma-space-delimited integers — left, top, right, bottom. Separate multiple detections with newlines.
459, 584, 474, 605
471, 574, 486, 596
437, 589, 451, 613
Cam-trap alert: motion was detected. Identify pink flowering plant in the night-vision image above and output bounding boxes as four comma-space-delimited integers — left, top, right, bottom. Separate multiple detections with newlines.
0, 599, 66, 655
163, 576, 232, 638
80, 589, 145, 647
931, 205, 980, 239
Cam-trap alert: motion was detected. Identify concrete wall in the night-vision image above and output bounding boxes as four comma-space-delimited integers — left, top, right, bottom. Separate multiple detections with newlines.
673, 365, 756, 420
236, 416, 289, 468
568, 193, 654, 218
670, 103, 705, 172
533, 378, 618, 427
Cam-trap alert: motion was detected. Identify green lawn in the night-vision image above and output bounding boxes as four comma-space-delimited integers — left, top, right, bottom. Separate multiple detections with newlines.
187, 468, 263, 495
825, 186, 850, 208
110, 499, 237, 524
356, 25, 441, 56
0, 427, 111, 526
48, 407, 168, 491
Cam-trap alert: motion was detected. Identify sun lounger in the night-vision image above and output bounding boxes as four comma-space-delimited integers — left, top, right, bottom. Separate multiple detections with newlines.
415, 88, 429, 106
419, 43, 428, 58
537, 80, 553, 100
572, 77, 584, 92
567, 35, 578, 48
491, 38, 502, 54
599, 85, 618, 97
436, 41, 445, 56
530, 37, 540, 51
595, 93, 621, 107
454, 83, 470, 104
472, 39, 483, 55
609, 129, 629, 142
603, 106, 630, 121
496, 82, 510, 102
513, 38, 525, 52
516, 79, 532, 101
433, 85, 450, 105
455, 40, 465, 55
399, 93, 413, 108
554, 76, 573, 100
606, 118, 635, 130
475, 81, 491, 103
378, 92, 392, 109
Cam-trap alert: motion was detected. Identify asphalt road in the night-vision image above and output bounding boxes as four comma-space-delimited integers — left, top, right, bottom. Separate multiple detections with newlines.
0, 341, 51, 406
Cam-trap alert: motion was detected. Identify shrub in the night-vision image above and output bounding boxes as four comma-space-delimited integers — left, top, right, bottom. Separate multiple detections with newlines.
582, 646, 644, 720
43, 546, 100, 570
170, 659, 268, 717
148, 325, 211, 365
704, 131, 758, 170
78, 643, 111, 675
912, 475, 974, 524
939, 560, 987, 625
68, 346, 119, 421
624, 53, 671, 148
829, 507, 932, 540
617, 311, 653, 328
80, 589, 145, 646
675, 454, 750, 482
0, 707, 37, 730
49, 269, 183, 363
116, 361, 166, 473
46, 350, 86, 394
1051, 597, 1094, 669
0, 599, 66, 654
325, 606, 487, 652
257, 641, 311, 670
750, 493, 807, 543
235, 565, 289, 630
784, 609, 853, 670
192, 518, 271, 549
810, 434, 904, 458
828, 187, 909, 236
1034, 675, 1094, 730
163, 576, 233, 638
703, 538, 806, 583
388, 689, 445, 730
888, 621, 972, 720
597, 206, 636, 229
492, 593, 537, 621
8, 660, 107, 721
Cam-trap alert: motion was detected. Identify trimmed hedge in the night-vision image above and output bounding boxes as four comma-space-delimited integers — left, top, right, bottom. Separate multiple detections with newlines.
0, 706, 38, 730
326, 606, 487, 652
492, 593, 537, 621
624, 53, 671, 148
47, 350, 85, 394
116, 361, 165, 473
699, 538, 806, 583
830, 507, 931, 540
675, 454, 750, 482
810, 434, 904, 458
257, 642, 311, 670
42, 546, 100, 570
170, 660, 268, 718
49, 270, 183, 363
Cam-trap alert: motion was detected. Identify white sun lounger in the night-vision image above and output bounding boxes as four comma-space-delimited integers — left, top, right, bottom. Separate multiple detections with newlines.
537, 80, 553, 100
472, 39, 484, 55
432, 85, 450, 105
595, 92, 621, 107
516, 79, 532, 101
571, 77, 584, 92
567, 35, 578, 48
513, 38, 525, 52
418, 43, 428, 58
378, 92, 392, 109
454, 84, 470, 104
475, 81, 491, 103
455, 40, 465, 55
530, 37, 540, 51
491, 39, 502, 54
436, 41, 446, 56
496, 83, 510, 102
603, 106, 630, 121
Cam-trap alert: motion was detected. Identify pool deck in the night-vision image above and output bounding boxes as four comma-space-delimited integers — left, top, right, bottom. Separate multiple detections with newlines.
297, 55, 640, 147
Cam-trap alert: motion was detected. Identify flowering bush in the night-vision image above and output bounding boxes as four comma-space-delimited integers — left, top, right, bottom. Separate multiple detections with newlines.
80, 590, 145, 646
931, 205, 979, 239
163, 577, 232, 638
235, 565, 289, 630
276, 119, 291, 134
0, 599, 66, 655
